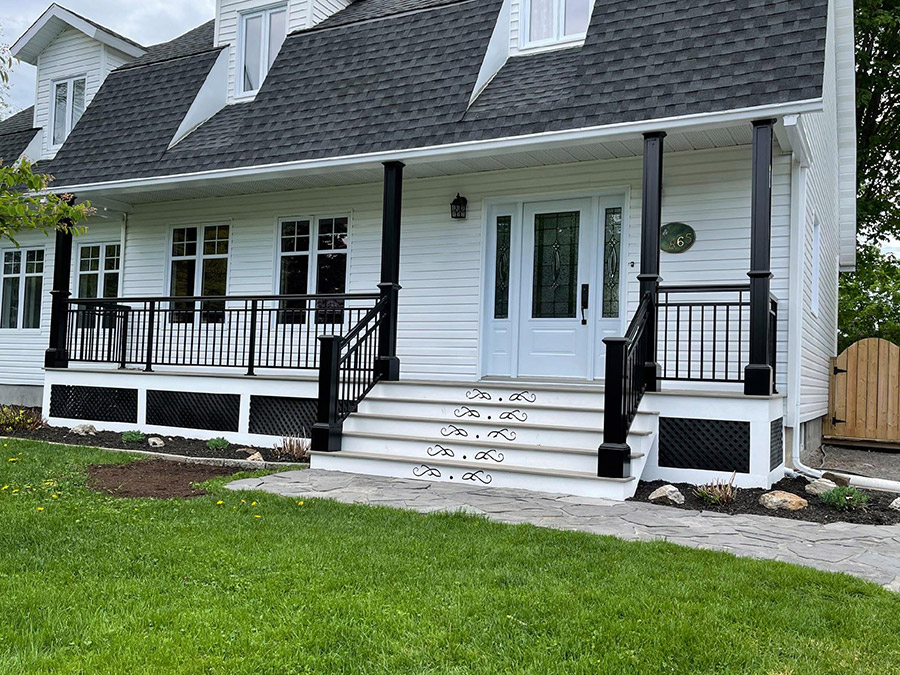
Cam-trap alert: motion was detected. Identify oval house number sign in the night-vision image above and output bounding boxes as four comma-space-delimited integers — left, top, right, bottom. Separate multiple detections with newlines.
660, 222, 696, 254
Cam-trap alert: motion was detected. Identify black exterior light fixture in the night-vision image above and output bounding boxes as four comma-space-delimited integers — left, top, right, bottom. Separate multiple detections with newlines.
450, 193, 468, 220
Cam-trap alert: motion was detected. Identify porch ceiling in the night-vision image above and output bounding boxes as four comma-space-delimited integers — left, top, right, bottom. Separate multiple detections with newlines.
79, 125, 758, 208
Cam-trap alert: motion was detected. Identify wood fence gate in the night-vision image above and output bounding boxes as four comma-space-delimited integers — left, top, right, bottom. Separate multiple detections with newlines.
825, 337, 900, 447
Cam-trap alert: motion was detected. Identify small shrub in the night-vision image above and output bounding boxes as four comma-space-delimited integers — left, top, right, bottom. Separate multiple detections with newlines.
121, 431, 146, 444
693, 471, 739, 505
819, 486, 869, 511
0, 406, 45, 432
207, 437, 230, 451
279, 437, 311, 462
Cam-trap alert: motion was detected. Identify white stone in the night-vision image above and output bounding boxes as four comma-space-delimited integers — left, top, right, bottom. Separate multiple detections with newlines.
71, 424, 96, 436
760, 490, 808, 511
805, 478, 838, 496
246, 452, 264, 463
648, 484, 685, 506
147, 437, 165, 449
889, 497, 900, 512
236, 448, 255, 456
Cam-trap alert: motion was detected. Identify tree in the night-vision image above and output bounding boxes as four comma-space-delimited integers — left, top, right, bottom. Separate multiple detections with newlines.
0, 27, 91, 244
838, 245, 900, 352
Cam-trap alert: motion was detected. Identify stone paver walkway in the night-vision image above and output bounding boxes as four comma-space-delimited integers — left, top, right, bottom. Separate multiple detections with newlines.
226, 470, 900, 591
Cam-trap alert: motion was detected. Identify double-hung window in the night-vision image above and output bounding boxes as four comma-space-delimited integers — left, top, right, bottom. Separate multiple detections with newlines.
1, 249, 44, 329
51, 76, 86, 146
524, 0, 592, 47
239, 4, 287, 96
77, 244, 121, 328
278, 216, 349, 323
170, 225, 230, 323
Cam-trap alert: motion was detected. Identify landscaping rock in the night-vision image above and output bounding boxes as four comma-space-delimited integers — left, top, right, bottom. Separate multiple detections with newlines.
759, 491, 808, 511
890, 497, 900, 512
236, 448, 255, 456
72, 424, 97, 436
823, 472, 851, 487
805, 478, 838, 496
648, 484, 685, 505
147, 437, 165, 449
246, 452, 264, 463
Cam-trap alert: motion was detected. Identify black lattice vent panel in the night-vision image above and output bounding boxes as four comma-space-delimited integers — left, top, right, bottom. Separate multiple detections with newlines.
659, 417, 750, 473
770, 418, 785, 470
146, 390, 240, 432
50, 385, 138, 423
249, 396, 317, 438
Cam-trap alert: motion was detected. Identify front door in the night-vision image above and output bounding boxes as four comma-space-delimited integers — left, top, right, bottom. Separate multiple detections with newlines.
518, 200, 593, 378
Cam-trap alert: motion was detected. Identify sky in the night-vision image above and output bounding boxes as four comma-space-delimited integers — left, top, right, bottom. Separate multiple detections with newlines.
1, 0, 215, 113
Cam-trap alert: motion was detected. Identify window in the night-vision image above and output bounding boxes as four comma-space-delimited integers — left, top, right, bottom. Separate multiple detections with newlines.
493, 216, 511, 319
1, 249, 44, 329
524, 0, 591, 47
239, 4, 287, 96
278, 216, 349, 323
170, 225, 230, 323
811, 219, 821, 315
602, 208, 622, 318
51, 76, 86, 146
78, 244, 121, 300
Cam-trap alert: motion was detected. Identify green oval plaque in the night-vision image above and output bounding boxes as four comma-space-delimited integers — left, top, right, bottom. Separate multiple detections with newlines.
660, 222, 696, 254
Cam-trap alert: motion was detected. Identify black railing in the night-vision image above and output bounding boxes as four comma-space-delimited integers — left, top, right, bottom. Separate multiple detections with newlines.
657, 284, 777, 385
65, 293, 381, 374
598, 291, 655, 478
313, 296, 389, 452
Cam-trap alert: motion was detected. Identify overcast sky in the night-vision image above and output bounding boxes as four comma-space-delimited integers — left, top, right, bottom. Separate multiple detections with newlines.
1, 0, 215, 113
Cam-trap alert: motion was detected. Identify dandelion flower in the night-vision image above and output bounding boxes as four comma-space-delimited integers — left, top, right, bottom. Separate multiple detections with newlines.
8, 458, 18, 462
298, 501, 304, 506
1, 485, 7, 490
216, 500, 224, 505
254, 515, 261, 519
52, 494, 58, 499
36, 507, 44, 512
251, 501, 257, 506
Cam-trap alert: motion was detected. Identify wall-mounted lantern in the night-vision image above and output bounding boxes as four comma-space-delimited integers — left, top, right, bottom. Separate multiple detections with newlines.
450, 193, 468, 220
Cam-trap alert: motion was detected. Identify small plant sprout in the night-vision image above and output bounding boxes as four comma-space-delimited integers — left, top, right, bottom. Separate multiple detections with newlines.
207, 437, 230, 451
693, 471, 739, 506
819, 486, 869, 511
121, 431, 146, 444
279, 437, 311, 462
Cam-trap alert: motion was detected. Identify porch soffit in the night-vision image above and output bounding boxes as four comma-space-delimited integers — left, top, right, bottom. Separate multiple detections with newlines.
76, 125, 758, 206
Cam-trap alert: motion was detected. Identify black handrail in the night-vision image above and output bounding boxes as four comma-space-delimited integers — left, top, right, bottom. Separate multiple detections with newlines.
598, 291, 654, 478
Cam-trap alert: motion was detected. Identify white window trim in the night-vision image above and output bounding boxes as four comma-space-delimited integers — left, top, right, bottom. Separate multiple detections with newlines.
274, 215, 352, 296
166, 223, 232, 321
0, 247, 45, 331
236, 3, 287, 99
811, 218, 822, 317
520, 0, 593, 52
49, 75, 87, 148
76, 242, 122, 299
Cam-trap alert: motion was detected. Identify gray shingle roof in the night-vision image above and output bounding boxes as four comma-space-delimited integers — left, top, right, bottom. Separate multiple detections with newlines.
0, 107, 39, 166
46, 0, 828, 187
58, 4, 145, 51
123, 20, 216, 70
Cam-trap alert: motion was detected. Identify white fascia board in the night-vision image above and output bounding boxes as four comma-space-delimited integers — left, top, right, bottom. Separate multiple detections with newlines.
168, 48, 230, 149
53, 97, 824, 196
12, 4, 145, 65
780, 115, 813, 168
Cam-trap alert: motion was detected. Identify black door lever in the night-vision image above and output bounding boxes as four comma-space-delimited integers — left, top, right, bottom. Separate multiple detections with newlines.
581, 284, 589, 325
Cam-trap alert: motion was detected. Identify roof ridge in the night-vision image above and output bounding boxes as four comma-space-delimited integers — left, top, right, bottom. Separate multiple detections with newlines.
116, 45, 223, 72
300, 0, 477, 34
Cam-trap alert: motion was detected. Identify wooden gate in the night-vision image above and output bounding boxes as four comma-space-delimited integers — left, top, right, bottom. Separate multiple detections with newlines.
825, 338, 900, 447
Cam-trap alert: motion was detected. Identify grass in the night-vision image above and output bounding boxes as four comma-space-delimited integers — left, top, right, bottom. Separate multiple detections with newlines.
1, 439, 899, 674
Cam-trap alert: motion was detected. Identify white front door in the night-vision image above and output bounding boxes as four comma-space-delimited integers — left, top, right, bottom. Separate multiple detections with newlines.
482, 197, 626, 381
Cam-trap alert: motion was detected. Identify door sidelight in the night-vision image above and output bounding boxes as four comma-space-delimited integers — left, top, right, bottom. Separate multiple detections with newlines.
581, 284, 590, 325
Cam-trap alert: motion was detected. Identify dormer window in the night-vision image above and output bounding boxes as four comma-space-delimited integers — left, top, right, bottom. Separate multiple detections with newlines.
523, 0, 591, 48
238, 4, 287, 96
51, 76, 86, 146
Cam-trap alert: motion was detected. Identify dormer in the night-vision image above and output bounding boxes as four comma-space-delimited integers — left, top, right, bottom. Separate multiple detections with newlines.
512, 0, 596, 54
11, 4, 146, 160
215, 0, 353, 102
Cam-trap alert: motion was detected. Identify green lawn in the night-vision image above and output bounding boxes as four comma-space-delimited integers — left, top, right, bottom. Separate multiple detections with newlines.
1, 439, 898, 674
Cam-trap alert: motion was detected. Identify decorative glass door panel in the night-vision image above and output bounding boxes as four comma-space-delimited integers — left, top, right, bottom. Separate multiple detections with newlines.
532, 212, 580, 319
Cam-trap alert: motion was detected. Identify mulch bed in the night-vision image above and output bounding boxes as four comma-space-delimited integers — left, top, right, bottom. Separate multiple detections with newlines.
5, 424, 303, 463
87, 459, 241, 499
630, 476, 900, 525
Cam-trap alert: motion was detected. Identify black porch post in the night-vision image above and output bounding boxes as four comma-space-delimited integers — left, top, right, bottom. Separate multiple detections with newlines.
44, 201, 75, 369
639, 131, 665, 392
744, 119, 776, 396
377, 160, 404, 381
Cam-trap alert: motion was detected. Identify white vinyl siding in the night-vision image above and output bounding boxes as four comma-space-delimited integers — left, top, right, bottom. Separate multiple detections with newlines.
311, 0, 353, 24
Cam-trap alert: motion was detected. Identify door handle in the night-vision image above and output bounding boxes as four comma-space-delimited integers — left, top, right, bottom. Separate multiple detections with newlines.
581, 284, 589, 325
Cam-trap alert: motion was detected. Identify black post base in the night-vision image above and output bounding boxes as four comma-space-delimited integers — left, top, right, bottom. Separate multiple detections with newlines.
44, 349, 68, 369
311, 422, 343, 453
377, 356, 400, 381
743, 364, 774, 396
597, 442, 631, 479
643, 361, 661, 393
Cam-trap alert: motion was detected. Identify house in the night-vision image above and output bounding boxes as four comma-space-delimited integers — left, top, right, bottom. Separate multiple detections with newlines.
0, 0, 855, 500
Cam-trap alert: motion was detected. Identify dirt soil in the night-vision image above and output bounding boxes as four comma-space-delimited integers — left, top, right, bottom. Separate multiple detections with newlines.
630, 476, 900, 525
87, 460, 241, 499
5, 424, 304, 463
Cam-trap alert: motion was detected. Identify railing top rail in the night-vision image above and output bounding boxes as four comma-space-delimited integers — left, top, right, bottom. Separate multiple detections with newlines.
624, 292, 653, 343
65, 292, 381, 305
658, 283, 751, 294
340, 296, 389, 348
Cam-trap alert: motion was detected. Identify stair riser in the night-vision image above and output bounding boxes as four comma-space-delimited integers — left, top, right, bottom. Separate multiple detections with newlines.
371, 382, 605, 408
311, 453, 637, 501
343, 416, 612, 450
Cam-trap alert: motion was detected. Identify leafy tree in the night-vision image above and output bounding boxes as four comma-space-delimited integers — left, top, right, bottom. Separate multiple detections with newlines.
0, 28, 91, 243
838, 245, 900, 352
